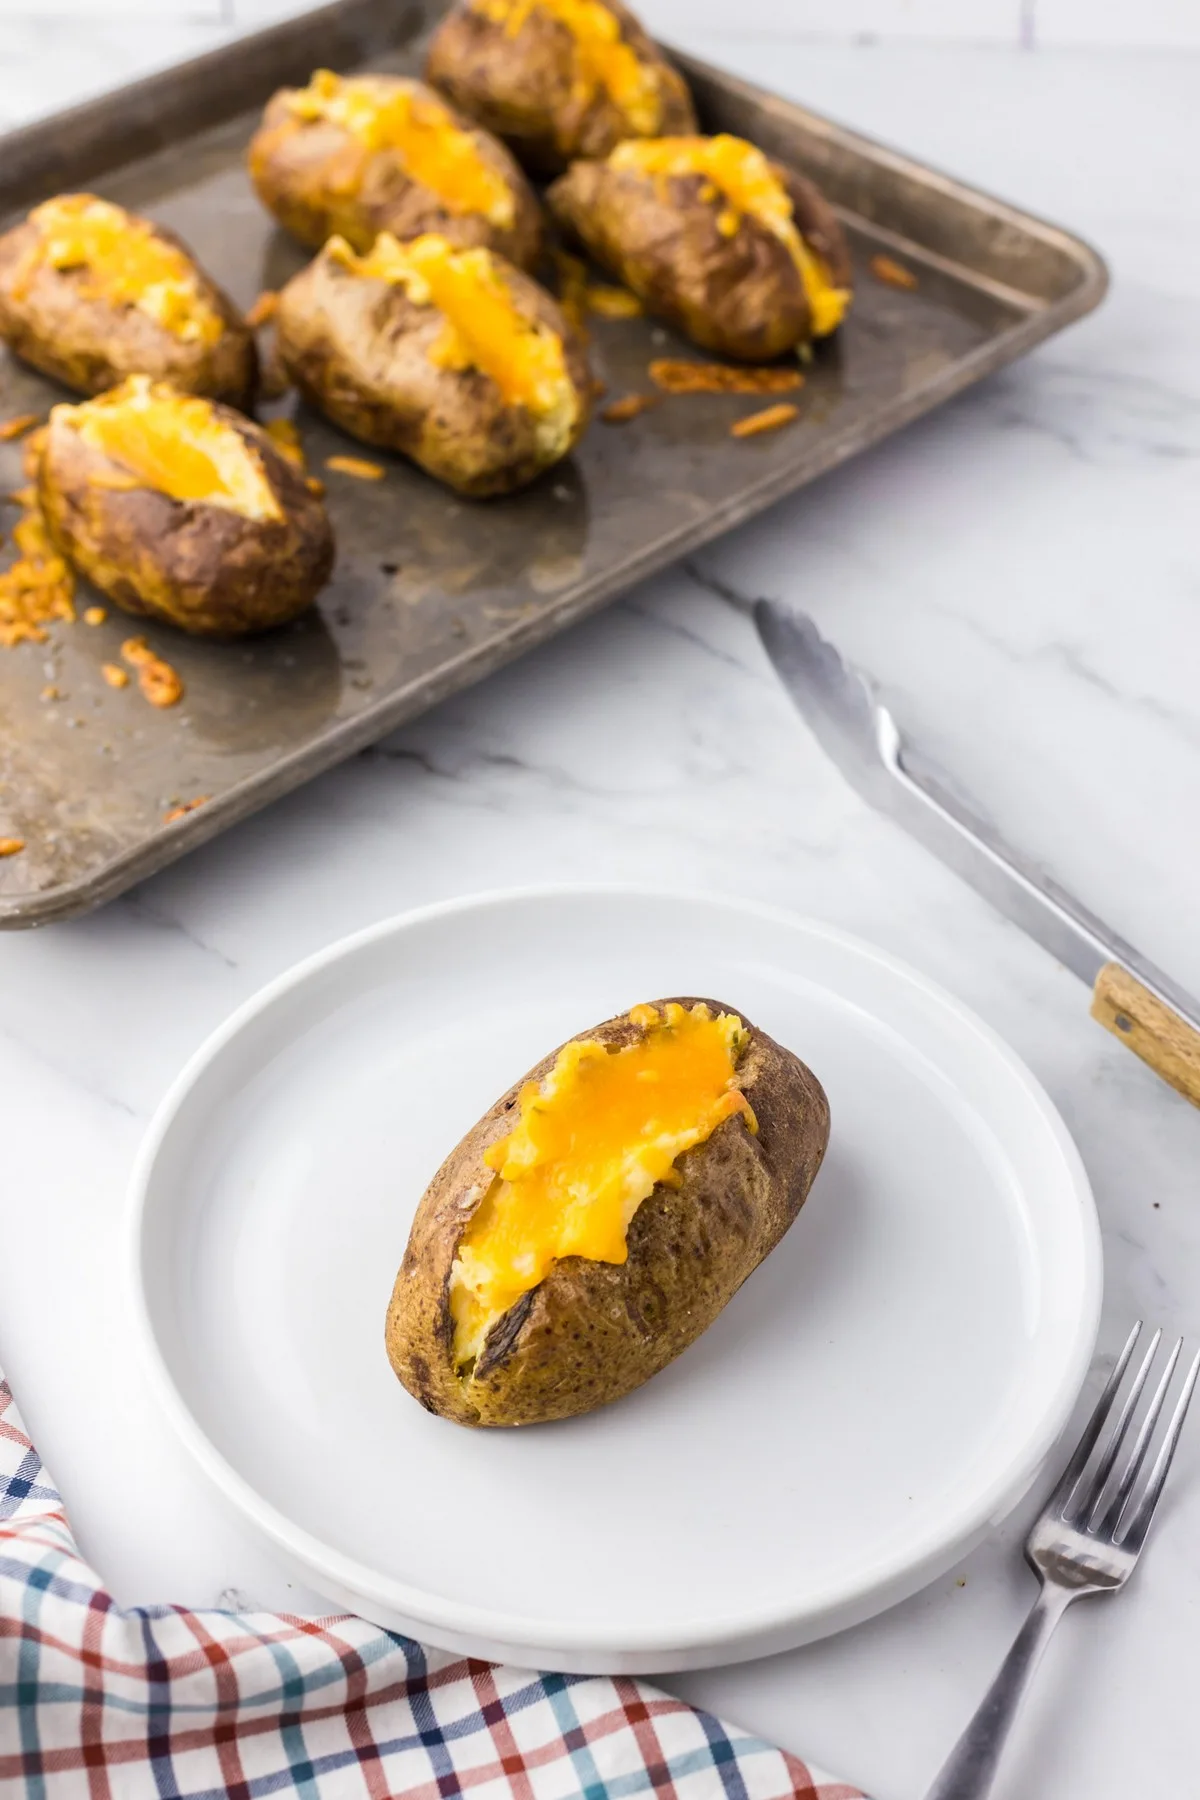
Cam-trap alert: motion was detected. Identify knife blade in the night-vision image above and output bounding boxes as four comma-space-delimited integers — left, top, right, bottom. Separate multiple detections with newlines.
756, 598, 1200, 1107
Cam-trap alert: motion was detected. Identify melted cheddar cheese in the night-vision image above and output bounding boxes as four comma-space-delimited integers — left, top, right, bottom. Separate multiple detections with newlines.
449, 1002, 756, 1369
286, 71, 514, 226
611, 135, 851, 338
62, 376, 281, 520
330, 232, 578, 454
472, 0, 663, 135
19, 195, 223, 346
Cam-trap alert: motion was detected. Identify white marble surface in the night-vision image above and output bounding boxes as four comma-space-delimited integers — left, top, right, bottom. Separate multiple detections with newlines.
1, 21, 1199, 1800
5, 0, 1200, 50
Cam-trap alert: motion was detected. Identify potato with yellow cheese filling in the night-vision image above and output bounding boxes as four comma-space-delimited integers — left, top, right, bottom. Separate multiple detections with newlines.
548, 134, 854, 362
275, 231, 593, 498
38, 376, 334, 636
247, 70, 544, 269
0, 194, 256, 405
425, 0, 697, 174
386, 998, 829, 1427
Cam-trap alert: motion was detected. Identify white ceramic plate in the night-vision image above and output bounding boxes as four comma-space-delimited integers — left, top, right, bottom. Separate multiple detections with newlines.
130, 887, 1101, 1674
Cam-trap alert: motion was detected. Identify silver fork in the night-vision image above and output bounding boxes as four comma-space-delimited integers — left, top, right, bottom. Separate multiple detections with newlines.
923, 1321, 1200, 1800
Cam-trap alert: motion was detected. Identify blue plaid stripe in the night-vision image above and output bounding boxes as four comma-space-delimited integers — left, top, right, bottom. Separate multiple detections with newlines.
392, 1639, 458, 1797
691, 1705, 753, 1800
543, 1671, 612, 1800
602, 1737, 782, 1796
259, 1630, 325, 1800
141, 1608, 183, 1799
0, 1443, 57, 1523
16, 1546, 52, 1800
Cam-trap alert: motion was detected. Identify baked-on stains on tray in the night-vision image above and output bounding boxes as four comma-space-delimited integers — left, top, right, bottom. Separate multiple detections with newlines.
0, 0, 1107, 927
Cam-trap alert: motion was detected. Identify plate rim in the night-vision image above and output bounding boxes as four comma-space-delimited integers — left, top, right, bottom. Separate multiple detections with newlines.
127, 882, 1103, 1666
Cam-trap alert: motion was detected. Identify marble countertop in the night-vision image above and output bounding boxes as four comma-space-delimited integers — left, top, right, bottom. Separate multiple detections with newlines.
2, 21, 1199, 1800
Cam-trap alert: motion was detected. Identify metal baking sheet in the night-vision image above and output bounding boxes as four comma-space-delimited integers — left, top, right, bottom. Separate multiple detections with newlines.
0, 0, 1107, 927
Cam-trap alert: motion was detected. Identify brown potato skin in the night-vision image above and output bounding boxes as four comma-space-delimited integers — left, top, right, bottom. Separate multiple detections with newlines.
275, 243, 593, 498
385, 997, 830, 1427
247, 77, 544, 271
38, 404, 335, 637
426, 0, 697, 174
0, 214, 257, 406
547, 158, 853, 362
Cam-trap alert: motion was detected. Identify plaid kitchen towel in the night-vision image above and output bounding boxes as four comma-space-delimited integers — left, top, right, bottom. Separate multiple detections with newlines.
0, 1376, 863, 1800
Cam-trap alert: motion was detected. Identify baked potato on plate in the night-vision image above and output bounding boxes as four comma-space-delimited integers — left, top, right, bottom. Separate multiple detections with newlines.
276, 230, 592, 498
38, 375, 334, 636
248, 69, 544, 269
548, 133, 853, 361
426, 0, 697, 173
0, 193, 256, 405
386, 997, 829, 1426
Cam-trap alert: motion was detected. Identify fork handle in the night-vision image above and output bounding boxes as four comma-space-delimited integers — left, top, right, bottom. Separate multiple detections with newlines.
921, 1584, 1074, 1800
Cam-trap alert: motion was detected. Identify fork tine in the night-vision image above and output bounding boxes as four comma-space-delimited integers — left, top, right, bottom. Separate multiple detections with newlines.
1047, 1320, 1143, 1518
1117, 1345, 1200, 1553
1091, 1336, 1181, 1534
1077, 1326, 1163, 1515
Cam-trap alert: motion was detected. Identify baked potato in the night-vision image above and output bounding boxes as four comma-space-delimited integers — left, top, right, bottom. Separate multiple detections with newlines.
247, 69, 544, 270
0, 194, 256, 406
38, 376, 334, 636
548, 134, 853, 361
426, 0, 697, 174
276, 231, 592, 498
386, 997, 829, 1427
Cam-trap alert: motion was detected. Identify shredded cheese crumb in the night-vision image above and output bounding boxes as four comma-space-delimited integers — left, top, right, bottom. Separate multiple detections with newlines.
246, 290, 280, 327
584, 283, 643, 318
0, 445, 76, 649
870, 253, 918, 290
325, 454, 387, 480
121, 635, 184, 708
0, 413, 40, 442
731, 402, 799, 438
601, 393, 657, 423
0, 838, 24, 857
163, 795, 210, 823
649, 359, 804, 396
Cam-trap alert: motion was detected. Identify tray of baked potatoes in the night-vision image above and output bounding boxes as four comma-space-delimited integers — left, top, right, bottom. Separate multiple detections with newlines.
0, 0, 1106, 928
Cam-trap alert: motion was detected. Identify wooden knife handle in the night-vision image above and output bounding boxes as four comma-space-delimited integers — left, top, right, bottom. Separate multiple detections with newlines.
1091, 963, 1200, 1108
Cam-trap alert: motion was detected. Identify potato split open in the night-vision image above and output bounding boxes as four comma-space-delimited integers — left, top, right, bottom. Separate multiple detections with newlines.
450, 1003, 756, 1365
71, 377, 281, 520
285, 71, 516, 229
611, 137, 851, 338
38, 377, 334, 636
19, 195, 224, 346
386, 997, 829, 1426
425, 0, 697, 172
